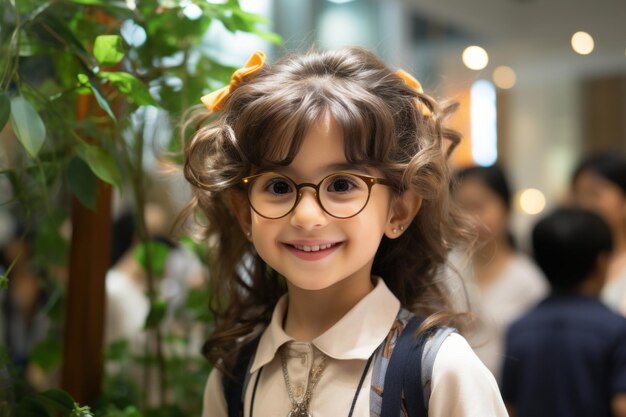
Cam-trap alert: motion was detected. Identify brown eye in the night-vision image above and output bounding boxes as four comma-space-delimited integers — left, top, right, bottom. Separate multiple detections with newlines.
267, 178, 292, 195
326, 175, 359, 193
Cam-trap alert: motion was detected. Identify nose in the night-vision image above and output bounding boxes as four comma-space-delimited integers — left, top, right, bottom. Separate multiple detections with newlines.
289, 188, 328, 230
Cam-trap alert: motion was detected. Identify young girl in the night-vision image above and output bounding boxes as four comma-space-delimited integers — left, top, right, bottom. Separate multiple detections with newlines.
572, 152, 626, 314
183, 47, 507, 416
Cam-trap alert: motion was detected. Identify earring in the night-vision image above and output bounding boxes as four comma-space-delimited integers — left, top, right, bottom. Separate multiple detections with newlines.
399, 225, 405, 231
246, 231, 251, 238
392, 227, 398, 233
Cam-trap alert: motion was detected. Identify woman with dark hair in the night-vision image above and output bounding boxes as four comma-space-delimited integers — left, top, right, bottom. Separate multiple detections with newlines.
450, 164, 547, 382
572, 151, 626, 314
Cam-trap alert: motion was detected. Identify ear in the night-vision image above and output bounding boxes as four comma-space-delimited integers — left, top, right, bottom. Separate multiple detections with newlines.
594, 251, 611, 285
580, 251, 611, 296
228, 190, 252, 239
384, 190, 423, 239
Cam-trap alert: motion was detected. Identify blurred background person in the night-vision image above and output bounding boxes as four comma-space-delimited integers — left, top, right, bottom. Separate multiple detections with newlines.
0, 224, 51, 386
572, 151, 626, 315
501, 207, 626, 417
104, 202, 207, 405
449, 164, 548, 382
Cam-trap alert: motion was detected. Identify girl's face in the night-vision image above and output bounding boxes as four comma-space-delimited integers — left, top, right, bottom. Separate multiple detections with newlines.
456, 177, 509, 243
247, 114, 394, 292
573, 169, 626, 231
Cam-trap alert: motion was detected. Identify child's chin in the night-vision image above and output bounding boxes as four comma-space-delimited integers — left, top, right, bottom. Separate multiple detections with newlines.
286, 277, 338, 292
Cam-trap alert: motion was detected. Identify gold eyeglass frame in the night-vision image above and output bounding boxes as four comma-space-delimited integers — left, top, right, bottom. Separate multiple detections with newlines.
241, 171, 392, 219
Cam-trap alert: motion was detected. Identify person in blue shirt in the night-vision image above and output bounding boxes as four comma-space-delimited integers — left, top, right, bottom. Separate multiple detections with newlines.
501, 207, 626, 417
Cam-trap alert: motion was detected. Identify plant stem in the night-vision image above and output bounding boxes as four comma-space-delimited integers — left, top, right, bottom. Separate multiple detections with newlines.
129, 114, 167, 406
0, 0, 20, 91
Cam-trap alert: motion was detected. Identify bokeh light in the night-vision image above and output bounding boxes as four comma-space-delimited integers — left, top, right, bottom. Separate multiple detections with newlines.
492, 66, 517, 89
571, 31, 594, 55
462, 46, 489, 70
518, 188, 546, 215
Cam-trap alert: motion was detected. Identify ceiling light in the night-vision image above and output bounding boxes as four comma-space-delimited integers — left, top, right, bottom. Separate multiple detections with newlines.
462, 46, 489, 70
571, 31, 594, 55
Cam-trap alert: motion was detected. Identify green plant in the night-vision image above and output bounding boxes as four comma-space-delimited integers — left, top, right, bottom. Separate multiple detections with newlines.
0, 0, 281, 415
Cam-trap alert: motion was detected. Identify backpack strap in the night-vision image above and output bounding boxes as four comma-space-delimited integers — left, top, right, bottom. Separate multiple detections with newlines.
402, 325, 439, 417
380, 315, 428, 417
223, 335, 261, 417
375, 312, 456, 417
421, 327, 456, 405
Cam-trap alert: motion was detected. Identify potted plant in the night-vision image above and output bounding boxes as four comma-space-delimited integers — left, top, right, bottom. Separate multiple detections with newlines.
0, 1, 281, 415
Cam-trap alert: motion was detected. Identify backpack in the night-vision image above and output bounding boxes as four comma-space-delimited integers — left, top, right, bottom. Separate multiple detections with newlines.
223, 311, 455, 417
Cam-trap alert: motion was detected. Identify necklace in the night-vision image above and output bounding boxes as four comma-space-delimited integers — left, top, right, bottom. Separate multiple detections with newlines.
249, 348, 375, 417
279, 346, 328, 417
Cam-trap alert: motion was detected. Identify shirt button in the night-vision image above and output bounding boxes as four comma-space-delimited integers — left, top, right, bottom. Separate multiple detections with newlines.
294, 384, 304, 398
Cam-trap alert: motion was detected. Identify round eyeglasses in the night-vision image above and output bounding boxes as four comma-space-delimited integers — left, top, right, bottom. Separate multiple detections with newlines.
241, 171, 392, 219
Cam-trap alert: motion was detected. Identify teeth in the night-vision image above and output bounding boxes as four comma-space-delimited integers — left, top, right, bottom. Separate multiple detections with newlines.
293, 243, 336, 252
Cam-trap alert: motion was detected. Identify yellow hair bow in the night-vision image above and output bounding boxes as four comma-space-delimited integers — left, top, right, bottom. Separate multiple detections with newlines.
201, 50, 266, 112
395, 69, 432, 117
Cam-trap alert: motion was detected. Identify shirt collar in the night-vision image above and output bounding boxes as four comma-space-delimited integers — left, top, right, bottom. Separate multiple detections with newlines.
250, 278, 400, 373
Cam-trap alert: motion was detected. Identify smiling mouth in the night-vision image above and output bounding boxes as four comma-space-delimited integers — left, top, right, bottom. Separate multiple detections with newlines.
287, 242, 340, 252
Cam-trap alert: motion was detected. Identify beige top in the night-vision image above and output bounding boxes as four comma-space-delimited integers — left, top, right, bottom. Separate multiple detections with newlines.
446, 252, 547, 382
202, 279, 508, 417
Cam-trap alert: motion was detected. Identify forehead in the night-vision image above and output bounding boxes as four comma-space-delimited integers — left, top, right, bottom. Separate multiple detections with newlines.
268, 114, 351, 177
574, 170, 619, 192
457, 178, 502, 203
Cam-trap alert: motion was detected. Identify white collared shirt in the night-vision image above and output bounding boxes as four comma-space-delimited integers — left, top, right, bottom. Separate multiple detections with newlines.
202, 279, 508, 417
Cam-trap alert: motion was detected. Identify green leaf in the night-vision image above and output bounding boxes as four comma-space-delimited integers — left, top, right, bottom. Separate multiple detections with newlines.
68, 156, 97, 210
76, 73, 92, 94
15, 396, 54, 417
134, 241, 170, 276
120, 406, 144, 417
71, 403, 94, 417
105, 339, 129, 361
18, 31, 39, 57
35, 12, 92, 65
10, 96, 46, 158
144, 299, 168, 330
34, 212, 69, 266
68, 0, 107, 4
0, 274, 8, 289
252, 27, 283, 45
232, 8, 271, 25
78, 142, 122, 189
94, 35, 125, 66
0, 92, 9, 132
90, 80, 117, 121
99, 71, 158, 107
185, 287, 212, 322
30, 337, 62, 373
77, 74, 116, 121
39, 389, 75, 412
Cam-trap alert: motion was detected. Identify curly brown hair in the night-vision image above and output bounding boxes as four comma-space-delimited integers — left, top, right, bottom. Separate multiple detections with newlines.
181, 47, 472, 372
